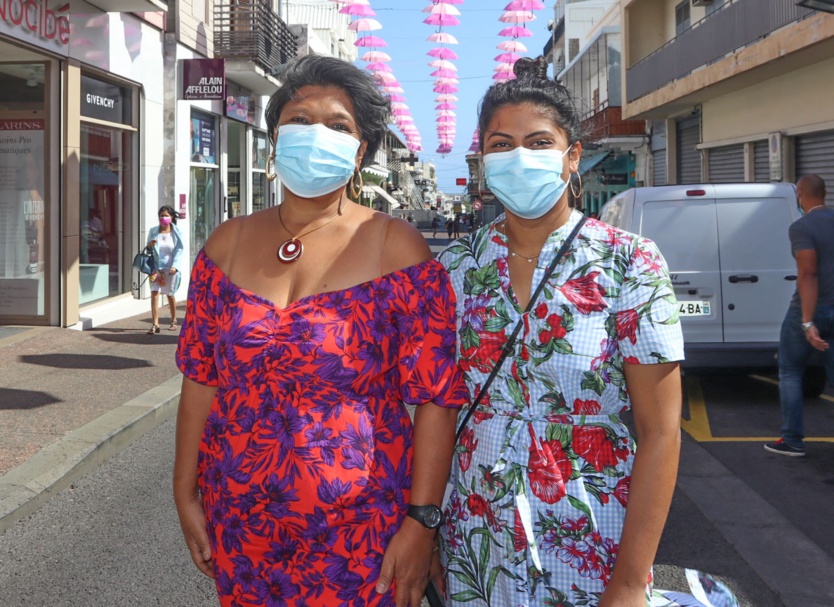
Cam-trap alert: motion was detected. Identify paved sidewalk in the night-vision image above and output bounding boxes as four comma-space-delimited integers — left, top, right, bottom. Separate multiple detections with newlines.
0, 306, 184, 532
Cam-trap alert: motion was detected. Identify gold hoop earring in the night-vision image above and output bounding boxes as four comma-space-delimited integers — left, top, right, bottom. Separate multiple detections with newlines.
569, 172, 582, 199
266, 153, 277, 182
349, 170, 363, 199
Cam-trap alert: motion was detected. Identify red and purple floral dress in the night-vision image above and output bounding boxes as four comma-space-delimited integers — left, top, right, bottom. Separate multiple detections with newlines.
438, 211, 684, 607
176, 251, 468, 607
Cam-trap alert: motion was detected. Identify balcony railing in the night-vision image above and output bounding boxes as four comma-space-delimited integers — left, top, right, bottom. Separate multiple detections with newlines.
626, 0, 813, 103
214, 0, 297, 72
582, 103, 645, 141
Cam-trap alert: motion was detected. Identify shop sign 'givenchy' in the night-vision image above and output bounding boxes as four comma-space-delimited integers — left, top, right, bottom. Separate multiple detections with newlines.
0, 0, 70, 45
86, 94, 115, 109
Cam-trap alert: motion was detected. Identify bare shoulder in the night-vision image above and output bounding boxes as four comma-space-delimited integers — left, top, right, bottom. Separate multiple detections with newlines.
204, 215, 246, 272
380, 215, 432, 275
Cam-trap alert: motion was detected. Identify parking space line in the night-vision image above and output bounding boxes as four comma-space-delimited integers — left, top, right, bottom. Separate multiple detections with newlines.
682, 375, 834, 443
680, 375, 714, 441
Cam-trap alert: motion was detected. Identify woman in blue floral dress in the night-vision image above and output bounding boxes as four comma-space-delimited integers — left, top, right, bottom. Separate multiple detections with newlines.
435, 57, 685, 607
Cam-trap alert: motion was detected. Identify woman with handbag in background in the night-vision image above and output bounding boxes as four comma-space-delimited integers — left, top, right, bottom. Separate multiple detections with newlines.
436, 57, 685, 607
146, 205, 184, 334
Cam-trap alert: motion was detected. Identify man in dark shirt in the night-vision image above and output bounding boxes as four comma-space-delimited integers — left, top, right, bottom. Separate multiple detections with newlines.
765, 174, 834, 457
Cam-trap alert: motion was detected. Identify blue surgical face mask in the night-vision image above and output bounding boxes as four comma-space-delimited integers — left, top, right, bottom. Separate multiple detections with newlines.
484, 146, 572, 220
274, 123, 361, 198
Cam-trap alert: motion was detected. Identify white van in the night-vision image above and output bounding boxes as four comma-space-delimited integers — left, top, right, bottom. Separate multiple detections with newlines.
600, 183, 827, 396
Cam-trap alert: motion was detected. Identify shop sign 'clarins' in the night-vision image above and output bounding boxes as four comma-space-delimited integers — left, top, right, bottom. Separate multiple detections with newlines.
0, 0, 70, 45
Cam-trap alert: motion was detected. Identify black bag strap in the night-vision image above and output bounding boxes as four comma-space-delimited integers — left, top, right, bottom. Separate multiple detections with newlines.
455, 215, 587, 441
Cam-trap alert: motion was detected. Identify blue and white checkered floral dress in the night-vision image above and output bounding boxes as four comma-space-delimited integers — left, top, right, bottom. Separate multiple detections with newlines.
438, 211, 685, 607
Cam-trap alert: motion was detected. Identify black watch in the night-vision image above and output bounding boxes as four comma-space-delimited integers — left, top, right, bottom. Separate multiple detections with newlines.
407, 504, 443, 529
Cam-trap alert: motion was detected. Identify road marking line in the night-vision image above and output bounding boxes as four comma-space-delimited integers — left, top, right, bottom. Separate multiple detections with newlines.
750, 374, 834, 403
683, 375, 834, 443
680, 375, 714, 441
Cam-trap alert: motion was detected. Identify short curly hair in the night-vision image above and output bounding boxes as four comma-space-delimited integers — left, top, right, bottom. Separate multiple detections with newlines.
265, 55, 391, 170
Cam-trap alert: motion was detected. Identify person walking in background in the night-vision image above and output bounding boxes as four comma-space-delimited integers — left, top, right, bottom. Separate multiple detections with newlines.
146, 206, 184, 334
765, 174, 834, 457
173, 55, 468, 607
436, 57, 684, 607
446, 216, 454, 238
432, 214, 440, 238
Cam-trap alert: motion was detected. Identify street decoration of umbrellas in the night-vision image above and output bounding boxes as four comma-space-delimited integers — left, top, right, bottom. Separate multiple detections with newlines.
348, 2, 421, 151
423, 0, 463, 155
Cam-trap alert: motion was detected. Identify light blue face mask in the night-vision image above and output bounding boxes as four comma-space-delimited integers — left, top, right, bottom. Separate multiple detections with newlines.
274, 123, 361, 198
484, 146, 573, 220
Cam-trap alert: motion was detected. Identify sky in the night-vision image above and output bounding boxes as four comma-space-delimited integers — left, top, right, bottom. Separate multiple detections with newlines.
351, 1, 554, 195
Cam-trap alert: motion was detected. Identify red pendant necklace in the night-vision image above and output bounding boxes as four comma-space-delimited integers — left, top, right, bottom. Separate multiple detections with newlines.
277, 203, 342, 264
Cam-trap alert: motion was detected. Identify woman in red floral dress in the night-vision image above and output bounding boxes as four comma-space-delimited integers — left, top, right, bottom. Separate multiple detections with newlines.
173, 55, 469, 607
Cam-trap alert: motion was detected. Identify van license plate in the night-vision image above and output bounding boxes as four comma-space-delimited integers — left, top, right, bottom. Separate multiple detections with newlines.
678, 301, 711, 316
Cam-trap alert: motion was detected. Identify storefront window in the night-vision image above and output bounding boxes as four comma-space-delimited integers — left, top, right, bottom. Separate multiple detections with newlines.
251, 130, 268, 213
190, 110, 219, 267
79, 125, 131, 305
228, 120, 242, 217
0, 61, 48, 317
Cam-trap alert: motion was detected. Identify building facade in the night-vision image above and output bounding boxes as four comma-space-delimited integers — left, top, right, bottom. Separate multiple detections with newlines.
0, 0, 167, 327
623, 0, 834, 202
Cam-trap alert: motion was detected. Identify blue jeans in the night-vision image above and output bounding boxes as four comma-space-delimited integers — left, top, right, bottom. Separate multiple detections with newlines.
778, 303, 834, 447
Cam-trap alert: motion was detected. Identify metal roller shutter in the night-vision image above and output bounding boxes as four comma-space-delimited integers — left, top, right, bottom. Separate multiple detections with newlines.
677, 116, 701, 184
653, 150, 666, 186
795, 130, 834, 205
754, 140, 770, 182
708, 144, 745, 183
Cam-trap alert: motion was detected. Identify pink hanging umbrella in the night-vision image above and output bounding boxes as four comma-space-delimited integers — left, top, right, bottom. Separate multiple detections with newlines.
497, 40, 528, 51
390, 102, 409, 109
493, 72, 517, 80
392, 109, 411, 116
427, 32, 459, 44
495, 52, 522, 63
383, 86, 404, 93
423, 3, 461, 15
505, 0, 545, 9
375, 72, 397, 83
361, 51, 391, 62
434, 84, 459, 92
428, 47, 458, 60
434, 77, 459, 85
436, 0, 464, 4
424, 14, 460, 27
429, 59, 457, 70
436, 103, 457, 110
349, 18, 382, 31
367, 62, 393, 72
436, 110, 457, 116
499, 26, 533, 37
435, 94, 459, 102
494, 63, 516, 72
431, 69, 458, 78
388, 94, 407, 101
340, 4, 376, 16
499, 11, 536, 23
356, 36, 387, 47
469, 141, 480, 152
437, 116, 456, 123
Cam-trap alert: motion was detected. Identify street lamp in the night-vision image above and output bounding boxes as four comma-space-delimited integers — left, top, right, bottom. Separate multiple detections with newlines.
796, 0, 834, 12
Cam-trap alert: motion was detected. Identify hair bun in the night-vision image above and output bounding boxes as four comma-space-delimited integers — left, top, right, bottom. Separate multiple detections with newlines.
513, 56, 549, 80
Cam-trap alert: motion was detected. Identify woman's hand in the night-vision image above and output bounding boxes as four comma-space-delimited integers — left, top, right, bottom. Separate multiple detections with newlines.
429, 541, 445, 597
597, 582, 647, 607
175, 493, 214, 578
148, 239, 157, 248
169, 268, 178, 275
376, 517, 435, 606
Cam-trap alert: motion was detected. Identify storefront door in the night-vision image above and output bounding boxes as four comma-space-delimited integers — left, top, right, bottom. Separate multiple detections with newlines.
189, 111, 219, 267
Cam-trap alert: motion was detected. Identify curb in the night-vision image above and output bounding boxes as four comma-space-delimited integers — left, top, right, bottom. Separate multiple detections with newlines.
0, 375, 182, 535
677, 438, 834, 606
